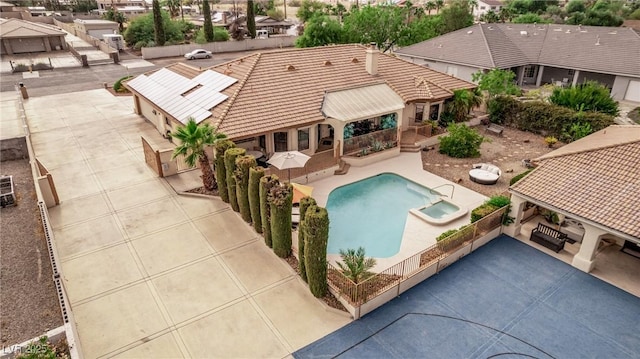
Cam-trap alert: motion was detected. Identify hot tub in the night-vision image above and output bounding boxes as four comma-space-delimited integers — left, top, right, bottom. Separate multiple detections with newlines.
409, 199, 468, 225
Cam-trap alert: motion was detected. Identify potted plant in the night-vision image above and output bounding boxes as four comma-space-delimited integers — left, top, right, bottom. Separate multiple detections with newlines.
544, 136, 558, 148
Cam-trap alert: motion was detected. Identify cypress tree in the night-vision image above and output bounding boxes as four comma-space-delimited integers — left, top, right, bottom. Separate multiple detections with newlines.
304, 205, 329, 298
259, 175, 279, 247
298, 196, 316, 282
224, 148, 245, 212
214, 140, 235, 203
152, 0, 165, 46
247, 0, 256, 38
235, 155, 256, 222
203, 0, 214, 42
269, 183, 293, 258
249, 167, 265, 233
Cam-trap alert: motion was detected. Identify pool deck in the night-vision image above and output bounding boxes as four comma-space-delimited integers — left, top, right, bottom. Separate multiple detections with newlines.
295, 235, 640, 359
304, 152, 487, 270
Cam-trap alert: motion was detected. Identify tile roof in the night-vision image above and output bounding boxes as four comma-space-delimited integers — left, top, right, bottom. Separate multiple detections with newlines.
0, 18, 66, 38
511, 126, 640, 240
396, 23, 640, 77
207, 44, 475, 138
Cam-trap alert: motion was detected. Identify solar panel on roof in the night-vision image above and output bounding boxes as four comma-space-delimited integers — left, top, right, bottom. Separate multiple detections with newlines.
193, 70, 237, 92
185, 87, 228, 110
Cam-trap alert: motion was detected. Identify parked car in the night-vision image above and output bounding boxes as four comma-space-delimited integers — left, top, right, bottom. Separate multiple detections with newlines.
184, 49, 212, 60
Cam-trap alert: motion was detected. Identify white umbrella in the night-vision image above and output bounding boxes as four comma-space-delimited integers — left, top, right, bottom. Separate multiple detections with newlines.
267, 151, 311, 182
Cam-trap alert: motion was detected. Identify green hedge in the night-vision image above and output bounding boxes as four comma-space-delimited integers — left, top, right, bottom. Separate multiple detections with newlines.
249, 167, 265, 233
471, 203, 499, 223
235, 155, 256, 222
224, 147, 245, 212
259, 175, 279, 247
269, 183, 293, 258
298, 196, 317, 282
214, 140, 235, 203
114, 75, 133, 92
304, 205, 329, 298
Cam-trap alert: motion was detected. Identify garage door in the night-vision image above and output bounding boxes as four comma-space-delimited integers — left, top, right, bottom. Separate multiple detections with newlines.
12, 38, 46, 53
624, 80, 640, 102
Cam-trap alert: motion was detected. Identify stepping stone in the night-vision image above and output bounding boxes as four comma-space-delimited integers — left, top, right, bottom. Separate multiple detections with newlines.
454, 165, 459, 167
435, 164, 440, 167
443, 164, 449, 167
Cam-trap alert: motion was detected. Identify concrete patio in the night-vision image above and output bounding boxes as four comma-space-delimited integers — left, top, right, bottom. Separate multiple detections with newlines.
21, 89, 350, 358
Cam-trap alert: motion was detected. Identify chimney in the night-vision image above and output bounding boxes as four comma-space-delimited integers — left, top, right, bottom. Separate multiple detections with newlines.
365, 42, 379, 76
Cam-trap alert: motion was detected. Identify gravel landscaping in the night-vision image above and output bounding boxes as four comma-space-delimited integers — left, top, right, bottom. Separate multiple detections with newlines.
0, 159, 62, 345
421, 125, 558, 197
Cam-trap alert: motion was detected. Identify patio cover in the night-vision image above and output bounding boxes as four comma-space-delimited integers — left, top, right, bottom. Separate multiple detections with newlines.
321, 83, 405, 123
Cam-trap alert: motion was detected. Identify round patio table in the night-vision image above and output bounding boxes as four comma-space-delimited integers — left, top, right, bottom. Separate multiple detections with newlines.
247, 150, 265, 159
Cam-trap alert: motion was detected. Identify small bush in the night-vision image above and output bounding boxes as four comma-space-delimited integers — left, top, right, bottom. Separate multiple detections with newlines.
113, 75, 133, 93
549, 81, 619, 116
486, 195, 510, 208
32, 62, 51, 70
436, 229, 459, 241
438, 123, 485, 158
510, 169, 532, 185
488, 95, 520, 125
471, 203, 499, 223
134, 40, 147, 50
12, 63, 28, 72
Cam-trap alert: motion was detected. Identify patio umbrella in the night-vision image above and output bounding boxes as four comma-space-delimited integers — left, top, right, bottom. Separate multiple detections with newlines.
291, 183, 313, 203
267, 151, 311, 182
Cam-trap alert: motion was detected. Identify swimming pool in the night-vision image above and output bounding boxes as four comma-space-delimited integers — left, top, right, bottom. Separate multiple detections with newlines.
326, 173, 441, 258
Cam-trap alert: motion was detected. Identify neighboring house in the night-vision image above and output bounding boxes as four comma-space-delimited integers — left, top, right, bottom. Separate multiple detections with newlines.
94, 0, 149, 17
126, 44, 475, 170
0, 18, 67, 54
74, 19, 118, 37
255, 15, 294, 35
473, 0, 504, 19
395, 23, 640, 102
505, 125, 640, 273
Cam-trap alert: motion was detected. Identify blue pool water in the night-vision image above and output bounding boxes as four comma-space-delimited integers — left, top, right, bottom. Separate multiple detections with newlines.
420, 201, 459, 219
326, 173, 440, 258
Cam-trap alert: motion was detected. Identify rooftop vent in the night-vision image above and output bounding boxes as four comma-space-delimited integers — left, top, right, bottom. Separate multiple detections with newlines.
285, 64, 296, 71
553, 28, 562, 32
488, 26, 494, 30
351, 57, 359, 63
595, 35, 600, 46
323, 60, 332, 66
608, 30, 617, 35
467, 30, 473, 34
520, 31, 528, 36
566, 29, 571, 33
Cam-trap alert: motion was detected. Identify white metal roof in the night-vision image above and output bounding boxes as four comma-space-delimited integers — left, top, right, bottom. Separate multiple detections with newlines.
127, 69, 237, 125
321, 83, 405, 122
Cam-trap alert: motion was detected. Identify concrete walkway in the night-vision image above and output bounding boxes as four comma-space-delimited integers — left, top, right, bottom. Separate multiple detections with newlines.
22, 89, 349, 358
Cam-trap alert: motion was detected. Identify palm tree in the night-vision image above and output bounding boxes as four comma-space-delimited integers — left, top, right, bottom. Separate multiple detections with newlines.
425, 1, 436, 15
447, 89, 483, 122
171, 118, 227, 191
336, 247, 377, 284
435, 0, 444, 13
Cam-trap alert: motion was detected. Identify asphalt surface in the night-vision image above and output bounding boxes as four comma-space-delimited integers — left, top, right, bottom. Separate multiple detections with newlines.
0, 50, 256, 98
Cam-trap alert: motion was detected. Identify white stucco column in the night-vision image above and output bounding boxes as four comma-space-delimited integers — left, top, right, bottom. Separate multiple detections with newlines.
535, 65, 544, 86
571, 223, 608, 273
333, 122, 345, 157
503, 194, 527, 237
572, 70, 580, 86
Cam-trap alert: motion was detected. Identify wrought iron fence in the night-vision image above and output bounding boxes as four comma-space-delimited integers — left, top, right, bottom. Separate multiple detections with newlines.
327, 206, 508, 306
343, 128, 397, 155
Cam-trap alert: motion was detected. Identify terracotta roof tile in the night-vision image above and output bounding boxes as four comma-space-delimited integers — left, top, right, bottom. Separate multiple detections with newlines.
511, 126, 640, 239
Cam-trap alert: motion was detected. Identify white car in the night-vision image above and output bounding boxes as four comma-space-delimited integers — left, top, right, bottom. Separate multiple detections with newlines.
184, 49, 212, 60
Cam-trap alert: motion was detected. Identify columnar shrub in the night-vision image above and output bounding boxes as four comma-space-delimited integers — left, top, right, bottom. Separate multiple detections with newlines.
214, 140, 235, 203
298, 196, 317, 282
304, 205, 329, 298
249, 167, 265, 233
235, 155, 256, 222
438, 123, 485, 158
259, 175, 279, 247
269, 183, 293, 258
224, 147, 246, 212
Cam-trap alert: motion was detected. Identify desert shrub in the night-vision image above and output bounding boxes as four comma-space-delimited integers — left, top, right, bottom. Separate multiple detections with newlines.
438, 123, 485, 158
304, 204, 330, 298
549, 81, 619, 116
471, 203, 499, 223
224, 147, 246, 212
298, 196, 317, 282
214, 140, 235, 203
249, 167, 265, 233
12, 63, 28, 72
32, 62, 51, 70
133, 40, 147, 50
259, 175, 279, 247
436, 229, 459, 241
269, 183, 293, 258
510, 169, 532, 185
234, 155, 256, 222
487, 195, 511, 209
113, 75, 133, 93
487, 95, 520, 124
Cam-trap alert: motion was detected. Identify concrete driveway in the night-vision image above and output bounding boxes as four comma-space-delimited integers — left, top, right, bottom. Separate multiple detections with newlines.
23, 89, 349, 358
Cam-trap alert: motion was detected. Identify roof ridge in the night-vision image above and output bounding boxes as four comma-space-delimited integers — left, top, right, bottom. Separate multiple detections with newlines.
536, 138, 640, 162
478, 24, 496, 68
212, 53, 261, 130
390, 53, 458, 95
